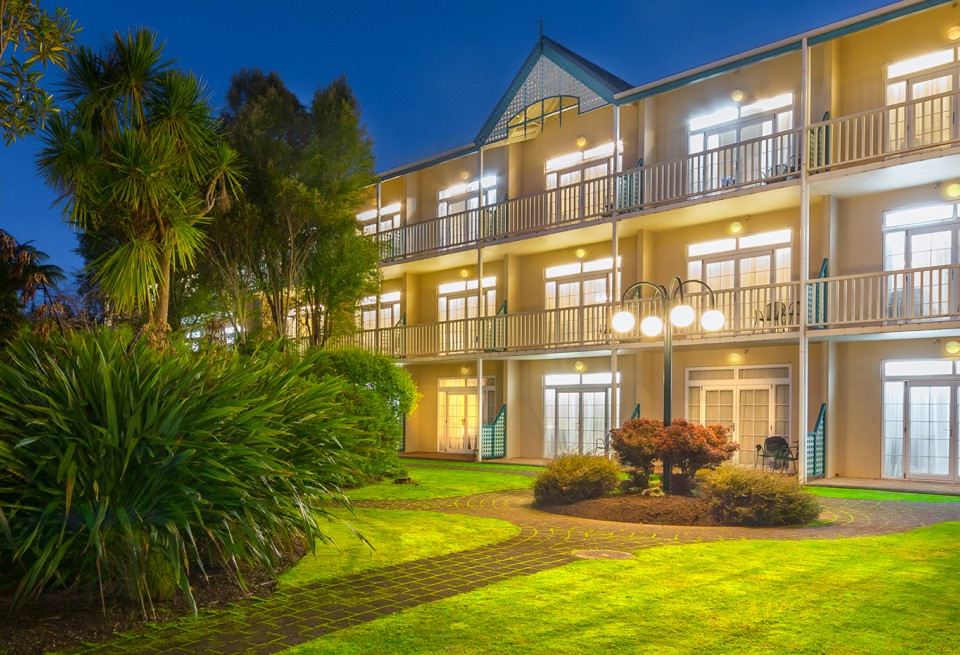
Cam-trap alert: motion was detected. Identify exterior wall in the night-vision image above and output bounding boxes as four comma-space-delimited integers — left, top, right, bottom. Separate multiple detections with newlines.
645, 52, 801, 165
832, 4, 960, 117
829, 337, 955, 479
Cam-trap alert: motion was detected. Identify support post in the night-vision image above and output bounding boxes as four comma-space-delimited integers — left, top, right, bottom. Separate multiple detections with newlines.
799, 36, 812, 483
476, 149, 485, 463
610, 105, 622, 443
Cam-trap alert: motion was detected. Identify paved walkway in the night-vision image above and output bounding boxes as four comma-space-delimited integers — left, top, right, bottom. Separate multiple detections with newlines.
74, 478, 960, 655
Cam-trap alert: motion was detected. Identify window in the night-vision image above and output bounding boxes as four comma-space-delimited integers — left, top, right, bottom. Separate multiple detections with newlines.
357, 202, 401, 236
356, 291, 401, 330
687, 93, 796, 192
544, 257, 620, 309
885, 48, 959, 151
544, 142, 622, 222
437, 177, 497, 218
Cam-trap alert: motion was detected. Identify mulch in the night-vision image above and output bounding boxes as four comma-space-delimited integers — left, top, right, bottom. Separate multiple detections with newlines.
542, 494, 721, 526
0, 539, 306, 655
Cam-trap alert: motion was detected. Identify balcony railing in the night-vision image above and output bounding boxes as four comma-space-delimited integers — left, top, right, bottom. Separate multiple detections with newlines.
807, 263, 960, 329
373, 129, 802, 263
808, 89, 960, 172
331, 280, 801, 359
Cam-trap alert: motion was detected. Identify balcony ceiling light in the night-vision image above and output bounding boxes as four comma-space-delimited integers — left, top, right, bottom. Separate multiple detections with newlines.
730, 89, 745, 103
669, 304, 695, 328
946, 340, 960, 355
945, 183, 960, 199
949, 25, 960, 41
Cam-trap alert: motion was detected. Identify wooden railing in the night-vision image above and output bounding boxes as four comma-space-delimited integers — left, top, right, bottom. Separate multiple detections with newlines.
374, 129, 802, 263
807, 264, 960, 329
808, 89, 959, 172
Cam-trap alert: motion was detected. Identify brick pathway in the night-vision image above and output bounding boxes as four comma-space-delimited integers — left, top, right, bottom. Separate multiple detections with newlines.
73, 480, 960, 655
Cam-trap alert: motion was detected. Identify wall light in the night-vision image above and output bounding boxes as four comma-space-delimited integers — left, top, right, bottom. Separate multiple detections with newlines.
945, 182, 960, 199
948, 25, 960, 41
729, 220, 744, 234
459, 268, 470, 279
575, 247, 587, 259
727, 352, 743, 365
730, 89, 745, 103
459, 170, 470, 181
946, 340, 960, 355
460, 366, 471, 376
574, 360, 586, 373
575, 136, 587, 149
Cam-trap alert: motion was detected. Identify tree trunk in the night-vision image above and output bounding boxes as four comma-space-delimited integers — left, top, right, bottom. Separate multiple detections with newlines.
154, 250, 172, 334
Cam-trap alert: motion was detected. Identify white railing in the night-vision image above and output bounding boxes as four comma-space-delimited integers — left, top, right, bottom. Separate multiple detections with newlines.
374, 129, 802, 264
332, 281, 802, 359
808, 89, 959, 172
807, 264, 960, 329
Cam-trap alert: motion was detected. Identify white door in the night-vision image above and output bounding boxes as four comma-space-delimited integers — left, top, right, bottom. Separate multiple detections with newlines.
905, 383, 954, 479
885, 225, 956, 319
547, 388, 610, 457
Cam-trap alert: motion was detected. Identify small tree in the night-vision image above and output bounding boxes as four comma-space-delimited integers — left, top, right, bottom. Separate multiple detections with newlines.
658, 420, 738, 493
0, 229, 64, 341
610, 418, 662, 489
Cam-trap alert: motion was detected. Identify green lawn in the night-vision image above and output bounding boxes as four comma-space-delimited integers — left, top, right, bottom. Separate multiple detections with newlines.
281, 522, 960, 655
807, 486, 960, 503
280, 509, 518, 587
399, 458, 544, 473
346, 464, 534, 500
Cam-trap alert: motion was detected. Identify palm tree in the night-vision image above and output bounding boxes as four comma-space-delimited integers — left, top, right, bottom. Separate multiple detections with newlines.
0, 229, 65, 339
37, 29, 241, 335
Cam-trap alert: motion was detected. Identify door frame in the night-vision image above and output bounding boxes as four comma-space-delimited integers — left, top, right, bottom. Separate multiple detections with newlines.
544, 384, 612, 458
903, 380, 957, 482
436, 377, 495, 454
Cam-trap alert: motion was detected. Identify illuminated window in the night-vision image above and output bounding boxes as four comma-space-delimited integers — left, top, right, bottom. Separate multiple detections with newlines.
437, 177, 497, 218
356, 291, 402, 330
885, 48, 959, 151
357, 202, 401, 236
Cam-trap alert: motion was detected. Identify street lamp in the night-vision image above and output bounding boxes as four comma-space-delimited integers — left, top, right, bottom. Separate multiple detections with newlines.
611, 276, 725, 492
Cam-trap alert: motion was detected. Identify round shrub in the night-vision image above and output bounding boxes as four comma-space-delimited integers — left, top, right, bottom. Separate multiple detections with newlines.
610, 418, 661, 489
0, 329, 367, 612
696, 467, 821, 526
533, 455, 621, 506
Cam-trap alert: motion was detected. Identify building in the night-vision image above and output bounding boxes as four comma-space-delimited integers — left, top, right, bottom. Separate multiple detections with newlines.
339, 0, 960, 486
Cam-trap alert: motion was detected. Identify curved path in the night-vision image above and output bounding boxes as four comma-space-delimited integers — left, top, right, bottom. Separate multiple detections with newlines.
75, 484, 960, 655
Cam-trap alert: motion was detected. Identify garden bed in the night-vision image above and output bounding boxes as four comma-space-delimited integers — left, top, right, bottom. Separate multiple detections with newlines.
542, 494, 720, 526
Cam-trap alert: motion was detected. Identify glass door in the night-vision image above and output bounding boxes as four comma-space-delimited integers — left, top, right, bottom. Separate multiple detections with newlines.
545, 387, 610, 457
911, 73, 954, 148
905, 383, 953, 479
440, 390, 479, 453
737, 386, 773, 466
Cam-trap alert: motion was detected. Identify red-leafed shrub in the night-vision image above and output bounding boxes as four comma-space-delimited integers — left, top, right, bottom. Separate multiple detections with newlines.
659, 420, 739, 491
610, 418, 662, 489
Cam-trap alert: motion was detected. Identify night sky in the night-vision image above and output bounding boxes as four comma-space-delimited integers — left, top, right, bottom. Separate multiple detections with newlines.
0, 0, 891, 280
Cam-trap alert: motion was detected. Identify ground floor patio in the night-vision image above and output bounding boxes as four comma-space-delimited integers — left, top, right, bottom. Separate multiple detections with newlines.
55, 461, 960, 655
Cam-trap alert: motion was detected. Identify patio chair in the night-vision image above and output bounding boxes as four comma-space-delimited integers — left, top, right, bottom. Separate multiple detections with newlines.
754, 436, 798, 473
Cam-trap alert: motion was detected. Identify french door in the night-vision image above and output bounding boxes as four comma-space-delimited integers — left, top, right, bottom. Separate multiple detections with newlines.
887, 66, 957, 152
437, 379, 495, 454
545, 273, 611, 344
884, 223, 957, 319
438, 288, 496, 352
546, 161, 609, 222
903, 382, 957, 480
544, 387, 609, 457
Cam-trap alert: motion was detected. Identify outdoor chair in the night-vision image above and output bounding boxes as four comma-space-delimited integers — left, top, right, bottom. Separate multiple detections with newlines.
754, 436, 798, 473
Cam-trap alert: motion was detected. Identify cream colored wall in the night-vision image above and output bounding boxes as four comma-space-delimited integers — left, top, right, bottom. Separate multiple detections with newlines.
646, 53, 801, 165
833, 184, 949, 276
834, 4, 960, 117
830, 337, 954, 479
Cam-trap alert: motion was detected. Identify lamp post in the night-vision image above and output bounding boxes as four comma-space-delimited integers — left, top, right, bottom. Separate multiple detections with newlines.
611, 276, 725, 493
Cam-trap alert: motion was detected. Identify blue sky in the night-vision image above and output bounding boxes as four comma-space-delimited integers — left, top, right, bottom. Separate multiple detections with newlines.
0, 0, 891, 279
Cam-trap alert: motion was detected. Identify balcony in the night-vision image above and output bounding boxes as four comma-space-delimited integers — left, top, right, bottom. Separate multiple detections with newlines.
374, 129, 801, 264
808, 263, 960, 332
331, 280, 802, 360
808, 90, 960, 174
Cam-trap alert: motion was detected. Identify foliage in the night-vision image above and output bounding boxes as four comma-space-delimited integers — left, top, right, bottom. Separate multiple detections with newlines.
37, 29, 242, 335
0, 328, 365, 614
659, 420, 738, 493
214, 70, 376, 342
533, 455, 621, 506
610, 418, 661, 489
610, 418, 737, 494
696, 467, 821, 526
0, 0, 78, 143
0, 228, 64, 342
300, 348, 419, 480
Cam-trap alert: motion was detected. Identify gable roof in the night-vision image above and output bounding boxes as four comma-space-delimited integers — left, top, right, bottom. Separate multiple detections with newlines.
474, 35, 632, 146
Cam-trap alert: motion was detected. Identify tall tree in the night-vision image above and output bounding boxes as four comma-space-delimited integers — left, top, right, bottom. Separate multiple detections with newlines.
37, 29, 241, 336
0, 0, 77, 143
216, 72, 376, 343
0, 228, 64, 340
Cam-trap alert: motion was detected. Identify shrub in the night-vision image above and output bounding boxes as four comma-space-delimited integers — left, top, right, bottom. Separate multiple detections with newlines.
610, 418, 662, 489
298, 348, 420, 481
533, 455, 621, 506
696, 467, 821, 526
659, 420, 739, 491
0, 329, 366, 613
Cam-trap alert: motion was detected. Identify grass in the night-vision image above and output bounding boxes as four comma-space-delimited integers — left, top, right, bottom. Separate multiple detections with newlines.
346, 464, 534, 500
399, 457, 544, 472
280, 522, 960, 655
279, 509, 519, 588
807, 486, 960, 503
